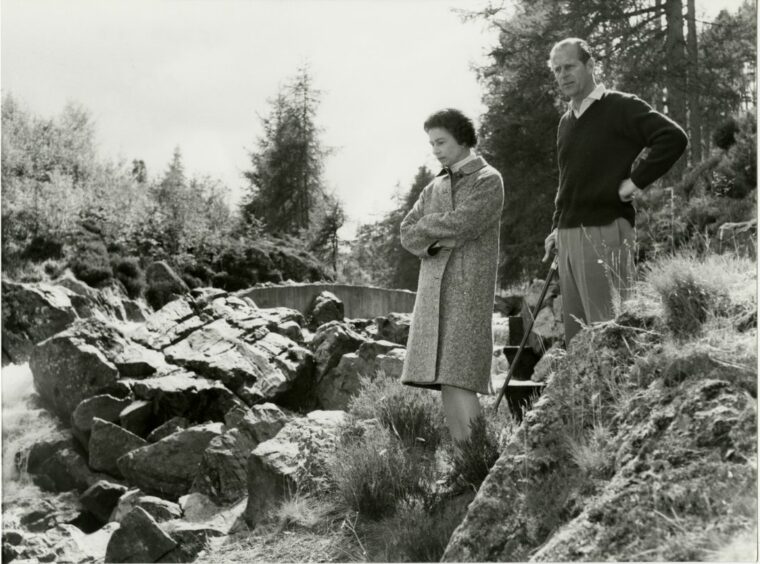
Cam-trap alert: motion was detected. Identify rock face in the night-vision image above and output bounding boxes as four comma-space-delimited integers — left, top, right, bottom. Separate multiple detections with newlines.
29, 332, 119, 421
245, 410, 346, 525
307, 291, 344, 330
1, 280, 78, 365
310, 321, 366, 380
443, 318, 757, 562
105, 506, 177, 563
145, 260, 190, 310
117, 423, 225, 500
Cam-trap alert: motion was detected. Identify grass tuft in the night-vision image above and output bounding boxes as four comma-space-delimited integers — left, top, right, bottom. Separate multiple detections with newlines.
327, 423, 428, 520
347, 371, 444, 451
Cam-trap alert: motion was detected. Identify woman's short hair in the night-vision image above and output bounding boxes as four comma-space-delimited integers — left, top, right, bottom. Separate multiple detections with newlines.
423, 108, 477, 148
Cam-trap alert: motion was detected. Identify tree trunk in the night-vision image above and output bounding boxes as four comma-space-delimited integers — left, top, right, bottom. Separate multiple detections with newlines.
664, 0, 688, 176
686, 0, 702, 164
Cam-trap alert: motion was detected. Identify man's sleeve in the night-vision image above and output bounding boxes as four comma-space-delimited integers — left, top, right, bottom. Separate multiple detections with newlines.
620, 95, 689, 189
402, 172, 504, 244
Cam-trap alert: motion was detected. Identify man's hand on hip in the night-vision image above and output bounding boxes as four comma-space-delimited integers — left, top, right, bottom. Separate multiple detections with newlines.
618, 178, 643, 202
542, 229, 557, 262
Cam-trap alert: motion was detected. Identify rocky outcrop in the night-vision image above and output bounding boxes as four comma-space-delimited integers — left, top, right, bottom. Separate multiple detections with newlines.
521, 278, 564, 355
2, 280, 79, 365
117, 423, 225, 500
444, 317, 757, 561
32, 446, 111, 493
245, 410, 346, 526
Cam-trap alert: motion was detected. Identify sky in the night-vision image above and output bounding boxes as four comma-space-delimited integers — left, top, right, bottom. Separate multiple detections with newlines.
0, 0, 751, 238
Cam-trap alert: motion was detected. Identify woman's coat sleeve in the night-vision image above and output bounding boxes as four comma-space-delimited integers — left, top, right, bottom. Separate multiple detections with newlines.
404, 173, 503, 245
400, 183, 438, 258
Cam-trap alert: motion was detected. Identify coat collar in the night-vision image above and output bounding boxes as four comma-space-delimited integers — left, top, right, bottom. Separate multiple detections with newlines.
436, 156, 488, 178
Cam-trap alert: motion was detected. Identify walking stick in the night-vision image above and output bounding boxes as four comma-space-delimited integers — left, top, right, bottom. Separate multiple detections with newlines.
493, 255, 559, 413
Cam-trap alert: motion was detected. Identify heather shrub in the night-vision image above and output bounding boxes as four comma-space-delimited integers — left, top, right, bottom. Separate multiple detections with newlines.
111, 256, 145, 299
347, 371, 444, 451
21, 235, 64, 262
327, 424, 426, 519
69, 238, 113, 287
450, 412, 511, 489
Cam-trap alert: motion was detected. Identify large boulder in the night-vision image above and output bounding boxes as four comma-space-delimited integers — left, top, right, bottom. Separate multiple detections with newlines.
79, 480, 129, 523
117, 423, 225, 500
159, 521, 227, 563
32, 447, 109, 493
105, 506, 177, 563
190, 429, 257, 505
145, 261, 190, 310
527, 295, 564, 355
29, 333, 119, 421
191, 403, 290, 505
245, 410, 346, 526
316, 339, 398, 410
130, 370, 245, 427
226, 402, 291, 444
309, 321, 366, 379
111, 489, 183, 524
2, 280, 79, 365
372, 312, 411, 346
71, 394, 133, 448
307, 291, 344, 330
147, 416, 190, 443
89, 418, 148, 478
29, 318, 163, 420
519, 278, 563, 356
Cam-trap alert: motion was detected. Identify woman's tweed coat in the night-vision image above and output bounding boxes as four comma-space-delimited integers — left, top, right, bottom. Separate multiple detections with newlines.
399, 156, 504, 394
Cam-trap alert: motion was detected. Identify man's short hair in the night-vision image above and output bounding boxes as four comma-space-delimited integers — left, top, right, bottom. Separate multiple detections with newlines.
423, 108, 477, 148
548, 38, 593, 66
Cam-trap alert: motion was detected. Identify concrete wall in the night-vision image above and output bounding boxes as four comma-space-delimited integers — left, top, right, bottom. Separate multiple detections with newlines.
238, 283, 416, 319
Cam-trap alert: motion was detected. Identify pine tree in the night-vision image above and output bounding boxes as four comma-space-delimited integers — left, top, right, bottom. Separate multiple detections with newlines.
242, 65, 330, 236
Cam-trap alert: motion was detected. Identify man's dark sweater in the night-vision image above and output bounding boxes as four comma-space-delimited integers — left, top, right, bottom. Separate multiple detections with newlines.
552, 90, 688, 230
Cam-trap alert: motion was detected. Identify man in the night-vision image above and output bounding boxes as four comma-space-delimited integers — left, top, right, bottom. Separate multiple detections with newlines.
543, 38, 688, 344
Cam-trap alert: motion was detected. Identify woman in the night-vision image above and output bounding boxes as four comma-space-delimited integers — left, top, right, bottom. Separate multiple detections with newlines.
400, 108, 504, 445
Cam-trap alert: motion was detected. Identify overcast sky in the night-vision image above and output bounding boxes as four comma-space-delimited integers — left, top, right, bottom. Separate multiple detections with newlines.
1, 0, 750, 238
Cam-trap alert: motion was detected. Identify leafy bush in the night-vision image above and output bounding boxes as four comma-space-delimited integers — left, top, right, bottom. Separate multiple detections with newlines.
327, 424, 426, 519
69, 238, 113, 287
450, 414, 504, 489
347, 372, 444, 451
111, 256, 145, 299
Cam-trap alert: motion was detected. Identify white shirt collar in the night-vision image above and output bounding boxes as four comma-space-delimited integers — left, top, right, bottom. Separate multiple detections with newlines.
571, 83, 606, 118
451, 149, 477, 173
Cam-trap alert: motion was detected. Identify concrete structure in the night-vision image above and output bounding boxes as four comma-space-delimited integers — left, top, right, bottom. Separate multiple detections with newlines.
237, 284, 416, 319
